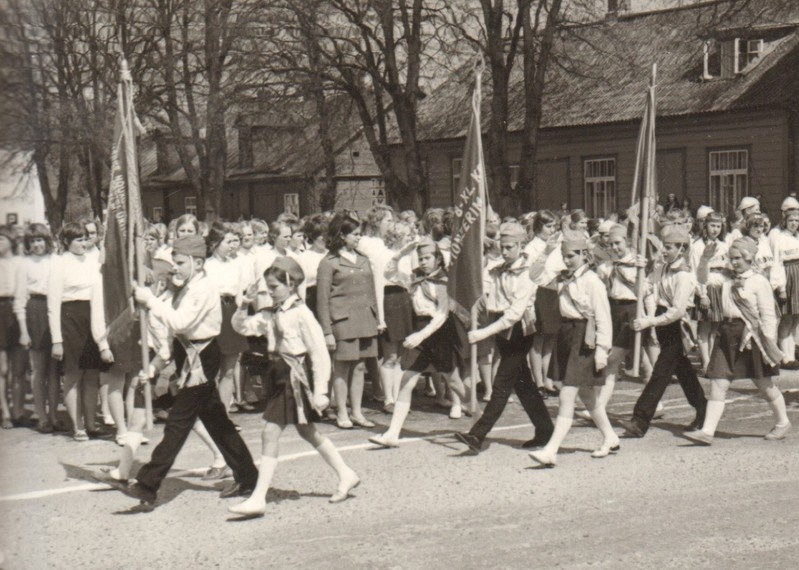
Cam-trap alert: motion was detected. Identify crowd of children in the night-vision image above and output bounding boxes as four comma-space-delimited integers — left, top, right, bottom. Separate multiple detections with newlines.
0, 194, 796, 514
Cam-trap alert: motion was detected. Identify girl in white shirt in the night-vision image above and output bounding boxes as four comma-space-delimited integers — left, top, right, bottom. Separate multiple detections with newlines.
687, 237, 790, 445
769, 209, 799, 368
48, 222, 103, 441
689, 212, 728, 375
229, 257, 359, 516
14, 224, 62, 432
205, 222, 253, 415
0, 225, 24, 429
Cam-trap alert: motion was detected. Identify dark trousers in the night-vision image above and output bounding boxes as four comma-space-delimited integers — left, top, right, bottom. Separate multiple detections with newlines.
135, 382, 257, 493
469, 329, 553, 441
631, 319, 707, 432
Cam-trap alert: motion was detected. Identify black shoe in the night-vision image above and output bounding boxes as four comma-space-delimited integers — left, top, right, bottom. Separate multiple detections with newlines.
219, 481, 255, 499
238, 402, 257, 413
780, 361, 799, 370
106, 479, 157, 506
619, 419, 646, 438
87, 426, 116, 440
521, 433, 552, 449
537, 387, 549, 400
454, 432, 483, 453
686, 408, 706, 431
543, 387, 560, 397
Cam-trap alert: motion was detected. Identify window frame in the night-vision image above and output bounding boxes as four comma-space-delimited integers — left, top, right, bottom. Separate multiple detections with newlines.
708, 148, 749, 214
583, 156, 617, 219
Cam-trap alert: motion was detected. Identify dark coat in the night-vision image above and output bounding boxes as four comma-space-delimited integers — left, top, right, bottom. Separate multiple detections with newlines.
316, 252, 379, 340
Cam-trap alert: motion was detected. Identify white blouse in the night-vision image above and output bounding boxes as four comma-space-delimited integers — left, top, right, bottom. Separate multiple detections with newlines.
13, 255, 51, 320
47, 251, 100, 344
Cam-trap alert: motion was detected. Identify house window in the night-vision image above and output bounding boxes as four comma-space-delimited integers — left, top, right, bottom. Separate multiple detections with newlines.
452, 158, 463, 195
152, 206, 163, 223
584, 158, 616, 218
509, 164, 520, 189
284, 193, 299, 216
184, 196, 197, 216
735, 38, 763, 73
709, 149, 748, 214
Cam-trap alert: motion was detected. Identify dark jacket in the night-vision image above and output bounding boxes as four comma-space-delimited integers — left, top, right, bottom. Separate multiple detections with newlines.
316, 251, 379, 340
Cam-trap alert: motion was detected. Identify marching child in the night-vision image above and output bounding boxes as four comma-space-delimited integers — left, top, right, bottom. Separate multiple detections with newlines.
228, 256, 360, 516
368, 237, 456, 447
620, 225, 708, 438
455, 223, 553, 453
685, 237, 791, 445
529, 231, 616, 467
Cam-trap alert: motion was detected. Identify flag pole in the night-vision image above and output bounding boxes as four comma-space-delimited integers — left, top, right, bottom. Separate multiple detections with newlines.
470, 56, 485, 416
632, 63, 657, 378
121, 59, 153, 430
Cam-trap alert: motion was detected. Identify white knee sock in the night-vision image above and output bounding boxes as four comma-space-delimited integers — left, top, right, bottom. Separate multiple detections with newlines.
315, 438, 352, 481
251, 456, 278, 503
380, 365, 395, 404
589, 406, 617, 444
543, 414, 573, 456
767, 393, 790, 426
384, 401, 411, 439
701, 400, 726, 436
117, 432, 143, 479
391, 368, 403, 402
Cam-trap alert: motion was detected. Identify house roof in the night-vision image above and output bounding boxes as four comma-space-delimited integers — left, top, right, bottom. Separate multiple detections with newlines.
141, 95, 366, 186
412, 0, 799, 143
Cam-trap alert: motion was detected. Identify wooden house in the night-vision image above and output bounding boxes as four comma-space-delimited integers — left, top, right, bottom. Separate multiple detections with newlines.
393, 0, 799, 218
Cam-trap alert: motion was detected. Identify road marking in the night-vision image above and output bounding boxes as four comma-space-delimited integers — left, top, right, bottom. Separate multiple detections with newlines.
0, 422, 533, 503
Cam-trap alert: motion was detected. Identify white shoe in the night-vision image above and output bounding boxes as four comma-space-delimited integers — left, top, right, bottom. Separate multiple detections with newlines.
228, 499, 266, 516
765, 422, 792, 441
329, 471, 360, 503
529, 449, 557, 468
368, 434, 399, 448
449, 405, 462, 419
575, 410, 592, 421
590, 439, 620, 458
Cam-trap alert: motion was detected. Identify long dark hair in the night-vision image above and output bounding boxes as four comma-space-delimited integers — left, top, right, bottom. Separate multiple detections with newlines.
326, 211, 360, 252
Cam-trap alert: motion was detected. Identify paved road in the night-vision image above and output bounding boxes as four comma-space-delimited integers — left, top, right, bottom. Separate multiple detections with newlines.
2, 374, 799, 569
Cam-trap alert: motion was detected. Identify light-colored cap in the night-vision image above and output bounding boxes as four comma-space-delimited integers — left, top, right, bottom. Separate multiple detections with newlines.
661, 224, 690, 244
738, 196, 760, 211
499, 222, 527, 243
696, 205, 714, 220
597, 220, 615, 234
781, 196, 799, 211
607, 224, 628, 240
561, 230, 588, 251
415, 236, 438, 255
730, 237, 758, 257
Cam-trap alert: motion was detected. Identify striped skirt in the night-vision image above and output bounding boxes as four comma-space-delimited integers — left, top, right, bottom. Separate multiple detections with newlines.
782, 260, 799, 315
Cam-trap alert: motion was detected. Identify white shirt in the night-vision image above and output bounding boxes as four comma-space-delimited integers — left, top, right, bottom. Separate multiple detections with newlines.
0, 256, 20, 297
232, 294, 330, 396
358, 235, 392, 326
483, 255, 537, 335
234, 249, 258, 287
525, 236, 566, 286
555, 264, 612, 350
14, 255, 51, 320
753, 235, 778, 291
204, 255, 248, 297
295, 248, 327, 300
690, 238, 728, 292
597, 252, 638, 301
769, 228, 799, 292
254, 245, 278, 277
647, 258, 696, 326
719, 270, 778, 340
143, 272, 222, 341
47, 251, 100, 344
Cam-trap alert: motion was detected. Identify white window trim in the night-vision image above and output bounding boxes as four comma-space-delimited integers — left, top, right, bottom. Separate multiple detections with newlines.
509, 164, 519, 190
584, 158, 616, 219
152, 206, 163, 221
452, 157, 463, 195
284, 193, 300, 215
708, 149, 748, 213
735, 38, 763, 73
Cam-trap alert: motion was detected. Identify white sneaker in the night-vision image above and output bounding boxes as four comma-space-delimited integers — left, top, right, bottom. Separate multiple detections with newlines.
449, 405, 462, 419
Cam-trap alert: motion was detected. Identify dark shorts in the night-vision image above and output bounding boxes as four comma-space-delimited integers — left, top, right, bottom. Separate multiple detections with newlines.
26, 295, 51, 351
262, 358, 320, 425
610, 299, 636, 350
217, 296, 249, 355
334, 336, 378, 362
550, 319, 606, 387
707, 319, 780, 380
383, 286, 414, 343
60, 300, 100, 372
400, 314, 457, 373
0, 297, 19, 350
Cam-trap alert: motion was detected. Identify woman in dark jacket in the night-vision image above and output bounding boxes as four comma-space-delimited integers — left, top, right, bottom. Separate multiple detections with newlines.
317, 212, 379, 429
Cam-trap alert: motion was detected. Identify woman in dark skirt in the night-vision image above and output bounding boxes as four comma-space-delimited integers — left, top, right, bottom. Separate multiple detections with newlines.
296, 214, 329, 319
317, 211, 380, 429
204, 221, 252, 414
14, 223, 63, 432
229, 257, 360, 516
770, 209, 799, 368
530, 232, 617, 467
47, 222, 104, 441
686, 237, 791, 445
369, 238, 455, 448
0, 225, 25, 429
689, 212, 728, 375
379, 220, 416, 413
